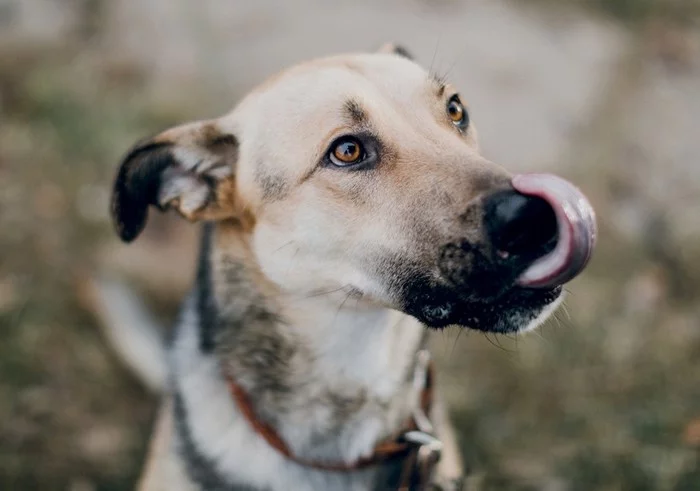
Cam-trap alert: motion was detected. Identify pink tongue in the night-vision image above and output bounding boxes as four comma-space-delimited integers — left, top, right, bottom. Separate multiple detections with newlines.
512, 174, 597, 288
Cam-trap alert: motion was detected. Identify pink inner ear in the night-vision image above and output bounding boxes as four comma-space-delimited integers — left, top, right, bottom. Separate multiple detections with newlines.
512, 174, 597, 288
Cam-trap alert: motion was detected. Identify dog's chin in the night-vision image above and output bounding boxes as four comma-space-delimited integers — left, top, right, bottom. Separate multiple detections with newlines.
402, 284, 564, 334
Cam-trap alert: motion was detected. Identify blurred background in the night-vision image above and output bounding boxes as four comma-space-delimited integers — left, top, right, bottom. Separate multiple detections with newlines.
1, 0, 700, 489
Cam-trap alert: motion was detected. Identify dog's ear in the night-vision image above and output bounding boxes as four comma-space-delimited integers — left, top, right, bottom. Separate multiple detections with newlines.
377, 42, 413, 60
111, 120, 240, 242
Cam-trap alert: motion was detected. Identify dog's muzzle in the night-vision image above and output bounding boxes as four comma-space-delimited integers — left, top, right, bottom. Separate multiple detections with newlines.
484, 173, 597, 289
399, 172, 595, 331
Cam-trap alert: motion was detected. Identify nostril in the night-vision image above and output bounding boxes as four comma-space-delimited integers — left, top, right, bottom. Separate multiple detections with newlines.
484, 190, 558, 260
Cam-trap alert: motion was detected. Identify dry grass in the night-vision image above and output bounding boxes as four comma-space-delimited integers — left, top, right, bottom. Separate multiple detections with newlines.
1, 2, 699, 489
518, 0, 700, 24
0, 47, 183, 490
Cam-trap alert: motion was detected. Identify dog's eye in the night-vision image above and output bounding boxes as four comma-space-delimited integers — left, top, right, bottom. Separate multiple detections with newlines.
329, 137, 364, 166
447, 95, 469, 130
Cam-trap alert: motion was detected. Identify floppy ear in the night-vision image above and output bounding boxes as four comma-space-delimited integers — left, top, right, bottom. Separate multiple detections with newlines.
377, 42, 413, 60
111, 120, 240, 242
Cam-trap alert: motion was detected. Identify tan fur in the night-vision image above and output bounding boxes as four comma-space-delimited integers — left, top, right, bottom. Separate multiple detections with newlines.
137, 400, 194, 491
111, 46, 532, 490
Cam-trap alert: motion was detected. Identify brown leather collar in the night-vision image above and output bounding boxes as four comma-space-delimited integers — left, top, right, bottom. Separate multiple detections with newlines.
224, 361, 434, 472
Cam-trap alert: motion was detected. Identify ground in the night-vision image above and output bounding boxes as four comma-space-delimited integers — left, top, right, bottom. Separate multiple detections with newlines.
1, 0, 699, 489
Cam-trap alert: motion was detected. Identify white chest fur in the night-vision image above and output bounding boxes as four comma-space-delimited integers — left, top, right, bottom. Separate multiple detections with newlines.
170, 296, 426, 490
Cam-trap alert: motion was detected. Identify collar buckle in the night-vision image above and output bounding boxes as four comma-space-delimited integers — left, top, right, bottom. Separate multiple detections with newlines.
399, 430, 443, 491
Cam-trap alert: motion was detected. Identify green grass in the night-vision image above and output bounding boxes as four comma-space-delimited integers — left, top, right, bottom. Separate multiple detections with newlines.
519, 0, 700, 24
0, 48, 175, 490
2, 7, 700, 490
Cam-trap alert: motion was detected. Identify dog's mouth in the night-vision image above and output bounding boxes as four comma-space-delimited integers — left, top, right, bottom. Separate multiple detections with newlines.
512, 173, 597, 289
399, 173, 596, 333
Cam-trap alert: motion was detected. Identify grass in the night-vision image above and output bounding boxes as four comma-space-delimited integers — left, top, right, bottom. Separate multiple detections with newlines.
519, 0, 700, 24
0, 47, 185, 490
2, 3, 700, 490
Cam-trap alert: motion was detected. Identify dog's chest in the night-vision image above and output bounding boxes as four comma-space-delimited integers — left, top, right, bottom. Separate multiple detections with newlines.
170, 304, 426, 490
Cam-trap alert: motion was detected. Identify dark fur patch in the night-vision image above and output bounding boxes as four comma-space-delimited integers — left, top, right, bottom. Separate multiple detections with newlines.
111, 141, 174, 242
344, 99, 367, 125
195, 232, 296, 402
197, 223, 218, 352
204, 129, 239, 167
437, 83, 446, 98
391, 44, 413, 60
213, 255, 293, 398
431, 73, 447, 98
379, 43, 413, 60
204, 247, 403, 438
206, 132, 237, 149
373, 240, 561, 332
398, 261, 561, 331
196, 226, 285, 354
254, 166, 288, 201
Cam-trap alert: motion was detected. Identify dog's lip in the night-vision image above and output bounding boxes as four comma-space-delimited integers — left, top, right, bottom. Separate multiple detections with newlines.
512, 173, 597, 288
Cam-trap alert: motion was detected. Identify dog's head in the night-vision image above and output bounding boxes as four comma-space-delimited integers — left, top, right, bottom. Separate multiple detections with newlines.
111, 44, 596, 333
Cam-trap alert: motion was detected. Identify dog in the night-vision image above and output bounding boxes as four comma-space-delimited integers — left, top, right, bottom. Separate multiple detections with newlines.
102, 43, 596, 491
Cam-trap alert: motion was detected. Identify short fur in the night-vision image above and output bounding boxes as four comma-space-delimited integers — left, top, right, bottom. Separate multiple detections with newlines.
109, 44, 564, 491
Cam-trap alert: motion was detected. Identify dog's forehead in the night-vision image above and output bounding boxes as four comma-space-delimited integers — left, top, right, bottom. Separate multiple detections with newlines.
237, 53, 433, 118
228, 53, 449, 200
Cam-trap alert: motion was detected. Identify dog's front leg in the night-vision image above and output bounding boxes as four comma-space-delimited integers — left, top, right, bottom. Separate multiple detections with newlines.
430, 394, 465, 491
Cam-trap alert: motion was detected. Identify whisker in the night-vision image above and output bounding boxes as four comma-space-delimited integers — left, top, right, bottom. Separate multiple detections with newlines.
304, 284, 350, 299
450, 326, 467, 360
283, 247, 300, 280
441, 43, 469, 83
561, 302, 572, 322
483, 332, 507, 352
554, 311, 566, 329
530, 327, 554, 349
331, 290, 354, 328
554, 309, 574, 331
497, 332, 518, 354
441, 59, 459, 84
429, 33, 443, 79
494, 333, 510, 351
273, 240, 295, 253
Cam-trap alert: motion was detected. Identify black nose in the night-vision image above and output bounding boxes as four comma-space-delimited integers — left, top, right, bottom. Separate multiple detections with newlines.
483, 190, 558, 261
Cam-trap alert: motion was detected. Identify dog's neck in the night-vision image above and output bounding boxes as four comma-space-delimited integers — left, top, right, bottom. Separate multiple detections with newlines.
172, 223, 427, 472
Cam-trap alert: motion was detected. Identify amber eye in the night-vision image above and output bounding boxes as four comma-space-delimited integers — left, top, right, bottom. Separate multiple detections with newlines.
447, 95, 468, 129
329, 137, 364, 166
